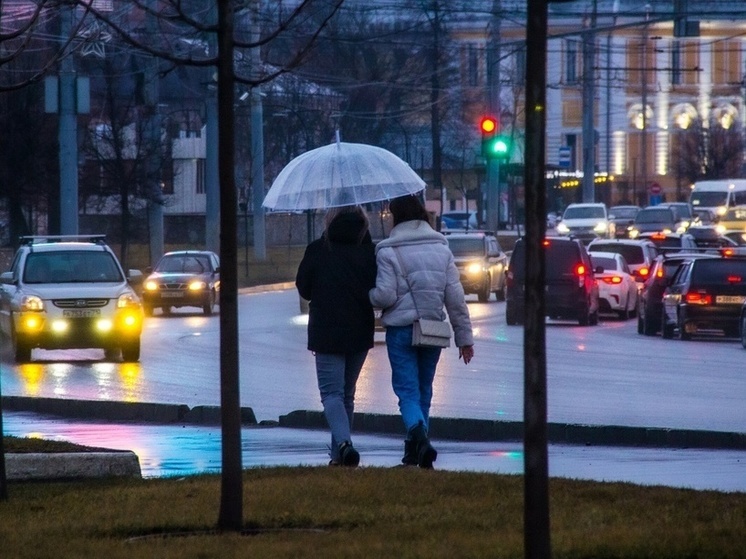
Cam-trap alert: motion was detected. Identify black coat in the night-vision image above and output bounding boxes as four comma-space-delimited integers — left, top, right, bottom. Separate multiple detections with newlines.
295, 212, 377, 354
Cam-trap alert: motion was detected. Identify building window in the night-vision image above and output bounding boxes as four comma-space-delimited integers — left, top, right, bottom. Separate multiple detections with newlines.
671, 42, 681, 85
565, 40, 578, 84
468, 43, 479, 87
514, 45, 526, 81
196, 159, 205, 194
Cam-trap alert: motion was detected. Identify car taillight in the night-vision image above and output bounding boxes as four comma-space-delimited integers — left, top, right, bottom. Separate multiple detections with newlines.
727, 275, 742, 283
638, 267, 650, 278
575, 263, 586, 287
655, 267, 664, 278
601, 276, 623, 284
684, 292, 712, 305
721, 248, 735, 257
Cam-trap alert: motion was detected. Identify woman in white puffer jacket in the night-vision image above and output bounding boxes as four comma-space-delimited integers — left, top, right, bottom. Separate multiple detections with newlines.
370, 195, 474, 468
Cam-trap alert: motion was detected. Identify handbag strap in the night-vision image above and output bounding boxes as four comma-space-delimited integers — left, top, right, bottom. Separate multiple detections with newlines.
392, 247, 422, 320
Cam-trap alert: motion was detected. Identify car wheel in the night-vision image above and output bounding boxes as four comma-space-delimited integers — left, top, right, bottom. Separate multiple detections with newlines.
203, 291, 215, 315
494, 277, 506, 302
143, 304, 154, 317
678, 314, 691, 341
104, 347, 121, 361
661, 309, 674, 339
505, 302, 521, 325
642, 308, 657, 336
637, 312, 644, 334
161, 306, 172, 316
121, 338, 141, 362
741, 315, 746, 349
578, 302, 590, 326
589, 309, 599, 326
617, 299, 630, 321
477, 278, 491, 303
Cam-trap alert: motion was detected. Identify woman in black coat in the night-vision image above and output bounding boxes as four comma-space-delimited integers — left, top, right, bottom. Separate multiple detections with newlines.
296, 205, 377, 466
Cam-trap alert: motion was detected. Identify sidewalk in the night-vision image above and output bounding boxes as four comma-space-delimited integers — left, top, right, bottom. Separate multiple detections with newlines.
4, 409, 746, 493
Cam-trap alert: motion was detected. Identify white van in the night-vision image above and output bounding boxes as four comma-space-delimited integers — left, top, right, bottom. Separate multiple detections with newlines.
689, 179, 746, 219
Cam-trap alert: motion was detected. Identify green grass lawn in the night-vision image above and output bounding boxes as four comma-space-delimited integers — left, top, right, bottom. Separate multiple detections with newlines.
1, 467, 744, 558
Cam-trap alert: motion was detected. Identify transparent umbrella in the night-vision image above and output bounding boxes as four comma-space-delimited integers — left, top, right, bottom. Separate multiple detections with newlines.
263, 139, 426, 211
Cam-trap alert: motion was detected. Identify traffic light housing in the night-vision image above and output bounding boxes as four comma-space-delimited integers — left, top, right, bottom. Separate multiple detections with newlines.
479, 116, 511, 161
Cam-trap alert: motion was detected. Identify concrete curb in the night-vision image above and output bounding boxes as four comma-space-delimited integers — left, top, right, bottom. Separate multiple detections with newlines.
5, 451, 141, 481
4, 395, 746, 458
279, 410, 746, 451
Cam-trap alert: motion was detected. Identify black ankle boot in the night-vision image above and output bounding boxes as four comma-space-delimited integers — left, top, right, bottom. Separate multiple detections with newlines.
408, 423, 437, 469
401, 439, 417, 466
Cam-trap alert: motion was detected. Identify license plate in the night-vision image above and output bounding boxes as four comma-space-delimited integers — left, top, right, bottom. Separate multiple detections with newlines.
161, 291, 185, 298
715, 295, 745, 304
62, 309, 101, 318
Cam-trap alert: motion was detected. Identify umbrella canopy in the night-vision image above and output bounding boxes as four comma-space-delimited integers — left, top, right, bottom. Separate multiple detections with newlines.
263, 141, 426, 211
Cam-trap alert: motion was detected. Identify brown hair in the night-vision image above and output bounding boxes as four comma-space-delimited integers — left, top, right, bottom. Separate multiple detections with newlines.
389, 195, 430, 226
323, 205, 370, 244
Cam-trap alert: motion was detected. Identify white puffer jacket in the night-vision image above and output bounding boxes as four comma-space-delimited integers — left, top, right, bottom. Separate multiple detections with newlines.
369, 220, 474, 347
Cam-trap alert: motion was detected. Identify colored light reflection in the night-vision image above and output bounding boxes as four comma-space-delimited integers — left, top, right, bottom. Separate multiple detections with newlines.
18, 364, 45, 396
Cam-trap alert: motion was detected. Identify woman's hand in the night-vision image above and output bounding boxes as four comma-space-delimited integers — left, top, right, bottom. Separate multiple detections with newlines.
458, 345, 474, 364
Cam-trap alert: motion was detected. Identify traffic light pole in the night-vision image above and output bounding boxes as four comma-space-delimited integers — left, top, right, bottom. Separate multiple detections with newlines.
486, 158, 500, 232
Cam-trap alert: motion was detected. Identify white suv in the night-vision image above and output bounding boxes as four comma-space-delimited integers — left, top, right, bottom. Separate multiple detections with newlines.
556, 203, 615, 241
0, 235, 144, 363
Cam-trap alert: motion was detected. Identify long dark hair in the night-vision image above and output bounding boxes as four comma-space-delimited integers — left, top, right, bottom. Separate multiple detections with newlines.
389, 195, 430, 226
323, 205, 370, 244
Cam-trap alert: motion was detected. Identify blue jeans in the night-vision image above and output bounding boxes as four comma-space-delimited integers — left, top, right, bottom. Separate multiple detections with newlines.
315, 351, 368, 462
385, 325, 442, 434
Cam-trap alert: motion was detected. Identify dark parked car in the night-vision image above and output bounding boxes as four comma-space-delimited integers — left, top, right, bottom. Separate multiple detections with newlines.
637, 252, 718, 336
661, 256, 746, 339
628, 206, 681, 238
506, 236, 599, 326
608, 205, 641, 238
142, 250, 220, 316
445, 231, 508, 302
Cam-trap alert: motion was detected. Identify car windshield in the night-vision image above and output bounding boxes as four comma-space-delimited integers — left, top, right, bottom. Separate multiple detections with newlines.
635, 209, 673, 223
690, 191, 728, 207
563, 206, 605, 219
589, 244, 644, 264
691, 259, 746, 283
447, 237, 484, 256
591, 256, 617, 270
23, 251, 122, 284
155, 254, 210, 274
611, 207, 638, 219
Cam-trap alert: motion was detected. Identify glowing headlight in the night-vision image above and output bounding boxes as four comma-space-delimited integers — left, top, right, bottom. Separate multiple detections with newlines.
715, 224, 726, 235
51, 320, 69, 333
21, 295, 44, 311
662, 228, 672, 234
96, 319, 114, 332
189, 280, 207, 291
117, 293, 140, 308
717, 206, 727, 216
680, 220, 690, 229
593, 222, 608, 233
465, 262, 483, 275
628, 229, 639, 239
556, 222, 570, 234
144, 280, 159, 291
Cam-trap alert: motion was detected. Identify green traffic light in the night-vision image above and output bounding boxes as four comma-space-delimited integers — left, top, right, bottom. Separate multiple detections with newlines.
485, 136, 510, 159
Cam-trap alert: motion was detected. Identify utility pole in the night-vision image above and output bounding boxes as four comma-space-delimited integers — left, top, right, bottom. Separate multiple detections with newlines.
145, 0, 163, 266
250, 0, 266, 261
524, 2, 551, 557
486, 0, 501, 232
205, 6, 220, 254
59, 5, 78, 235
641, 4, 650, 206
581, 0, 597, 203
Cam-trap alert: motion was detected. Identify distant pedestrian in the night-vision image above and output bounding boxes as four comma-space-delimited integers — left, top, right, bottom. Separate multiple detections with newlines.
296, 205, 377, 467
370, 195, 474, 468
